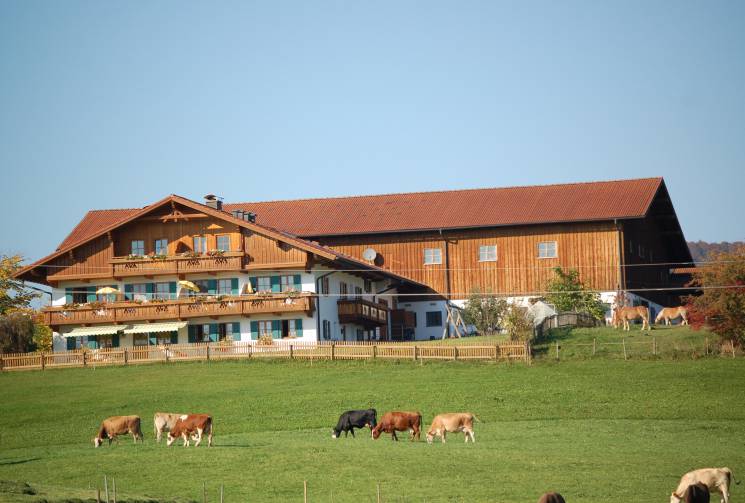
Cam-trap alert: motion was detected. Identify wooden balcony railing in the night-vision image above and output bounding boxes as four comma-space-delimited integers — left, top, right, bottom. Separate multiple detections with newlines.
43, 294, 314, 326
337, 298, 389, 326
110, 251, 245, 278
391, 309, 416, 328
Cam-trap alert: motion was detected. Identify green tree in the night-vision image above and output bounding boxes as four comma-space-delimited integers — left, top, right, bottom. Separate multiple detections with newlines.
0, 255, 45, 353
544, 267, 605, 319
461, 290, 508, 335
503, 305, 533, 342
1, 255, 38, 314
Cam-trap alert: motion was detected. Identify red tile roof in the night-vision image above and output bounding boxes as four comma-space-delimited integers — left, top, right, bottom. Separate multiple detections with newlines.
57, 208, 140, 250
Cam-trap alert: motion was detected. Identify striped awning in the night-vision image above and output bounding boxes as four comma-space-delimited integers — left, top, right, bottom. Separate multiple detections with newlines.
64, 325, 128, 337
123, 322, 187, 334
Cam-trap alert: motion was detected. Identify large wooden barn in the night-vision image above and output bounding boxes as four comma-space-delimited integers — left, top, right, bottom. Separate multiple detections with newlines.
16, 177, 691, 348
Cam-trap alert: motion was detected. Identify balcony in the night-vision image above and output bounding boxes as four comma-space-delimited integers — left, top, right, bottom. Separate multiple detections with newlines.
110, 251, 244, 278
391, 309, 416, 328
43, 293, 315, 326
337, 298, 389, 327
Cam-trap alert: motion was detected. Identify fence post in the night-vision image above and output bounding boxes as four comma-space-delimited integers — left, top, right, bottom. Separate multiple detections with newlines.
331, 343, 335, 361
165, 347, 169, 363
206, 345, 210, 362
494, 345, 499, 360
290, 344, 294, 360
0, 355, 4, 372
124, 348, 128, 365
622, 338, 627, 360
40, 352, 46, 370
373, 344, 377, 359
413, 345, 418, 361
453, 346, 458, 361
83, 351, 87, 367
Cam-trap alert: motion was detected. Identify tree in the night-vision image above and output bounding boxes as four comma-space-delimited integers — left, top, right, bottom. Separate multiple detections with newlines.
544, 267, 605, 320
0, 255, 45, 353
1, 255, 38, 315
503, 305, 533, 342
0, 311, 36, 353
686, 247, 745, 346
461, 290, 508, 335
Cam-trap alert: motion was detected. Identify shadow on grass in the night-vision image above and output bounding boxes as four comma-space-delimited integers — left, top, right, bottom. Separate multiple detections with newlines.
0, 458, 41, 466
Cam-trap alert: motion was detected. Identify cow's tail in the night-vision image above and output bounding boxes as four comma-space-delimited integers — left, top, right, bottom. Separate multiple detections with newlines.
728, 468, 740, 485
472, 414, 481, 423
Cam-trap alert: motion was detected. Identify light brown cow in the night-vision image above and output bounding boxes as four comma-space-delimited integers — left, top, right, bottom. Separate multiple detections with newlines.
670, 467, 738, 503
371, 411, 421, 441
537, 493, 566, 503
426, 413, 479, 444
655, 306, 689, 326
613, 306, 650, 331
154, 412, 185, 442
93, 415, 143, 447
167, 414, 213, 447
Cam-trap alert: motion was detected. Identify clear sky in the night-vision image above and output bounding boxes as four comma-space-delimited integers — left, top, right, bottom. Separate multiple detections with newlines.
1, 0, 744, 264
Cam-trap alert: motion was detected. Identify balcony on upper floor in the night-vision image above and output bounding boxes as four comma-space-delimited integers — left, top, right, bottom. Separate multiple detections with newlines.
110, 251, 245, 278
337, 298, 389, 327
42, 293, 315, 327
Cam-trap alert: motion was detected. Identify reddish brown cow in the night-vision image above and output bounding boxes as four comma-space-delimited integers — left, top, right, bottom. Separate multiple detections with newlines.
167, 414, 213, 447
537, 493, 566, 503
371, 411, 421, 441
93, 415, 143, 447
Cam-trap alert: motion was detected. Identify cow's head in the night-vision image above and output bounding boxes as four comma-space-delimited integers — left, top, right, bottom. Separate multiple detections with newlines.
166, 433, 176, 446
425, 431, 435, 444
670, 492, 682, 503
332, 428, 340, 439
93, 437, 102, 448
371, 425, 382, 440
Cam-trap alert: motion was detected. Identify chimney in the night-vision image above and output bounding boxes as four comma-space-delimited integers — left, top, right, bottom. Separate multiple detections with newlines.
204, 194, 223, 211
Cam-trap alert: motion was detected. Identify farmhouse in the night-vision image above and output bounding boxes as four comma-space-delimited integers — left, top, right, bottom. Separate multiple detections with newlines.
15, 177, 691, 349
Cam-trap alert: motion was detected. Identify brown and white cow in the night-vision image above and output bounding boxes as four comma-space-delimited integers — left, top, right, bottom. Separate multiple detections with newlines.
655, 306, 689, 326
371, 411, 421, 441
670, 467, 738, 503
613, 306, 650, 331
537, 493, 566, 503
426, 412, 478, 444
166, 414, 213, 448
93, 415, 143, 447
154, 412, 185, 442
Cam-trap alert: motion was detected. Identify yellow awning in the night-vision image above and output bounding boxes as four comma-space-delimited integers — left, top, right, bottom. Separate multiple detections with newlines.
123, 322, 187, 334
64, 325, 128, 337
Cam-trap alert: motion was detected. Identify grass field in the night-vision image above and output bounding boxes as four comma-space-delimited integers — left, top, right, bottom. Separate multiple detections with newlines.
1, 339, 743, 502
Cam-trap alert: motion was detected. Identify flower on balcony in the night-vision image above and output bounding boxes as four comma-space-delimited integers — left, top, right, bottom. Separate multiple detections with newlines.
257, 334, 274, 346
127, 254, 145, 260
149, 253, 168, 261
207, 249, 226, 257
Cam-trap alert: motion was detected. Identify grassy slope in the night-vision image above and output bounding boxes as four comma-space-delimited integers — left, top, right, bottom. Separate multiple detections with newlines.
0, 357, 743, 502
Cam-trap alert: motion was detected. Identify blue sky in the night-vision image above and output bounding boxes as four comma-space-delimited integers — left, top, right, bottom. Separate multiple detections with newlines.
1, 0, 744, 263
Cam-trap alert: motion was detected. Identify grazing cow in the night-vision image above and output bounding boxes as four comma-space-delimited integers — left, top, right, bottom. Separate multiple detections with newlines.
537, 492, 566, 503
371, 411, 421, 441
332, 409, 377, 439
655, 306, 689, 326
93, 415, 143, 447
154, 412, 185, 442
167, 414, 213, 447
683, 483, 710, 503
426, 412, 479, 444
613, 306, 650, 331
670, 467, 738, 503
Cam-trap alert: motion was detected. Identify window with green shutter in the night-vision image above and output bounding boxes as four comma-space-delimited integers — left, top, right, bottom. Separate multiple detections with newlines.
231, 322, 241, 341
270, 276, 281, 293
88, 335, 99, 349
65, 288, 74, 304
188, 325, 197, 343
170, 331, 178, 344
111, 334, 120, 348
169, 282, 177, 300
149, 333, 157, 345
86, 286, 97, 303
271, 320, 281, 339
295, 319, 303, 338
293, 274, 301, 290
124, 284, 134, 301
208, 280, 217, 295
209, 323, 219, 342
231, 278, 239, 295
66, 337, 76, 351
249, 277, 258, 292
146, 283, 155, 301
250, 321, 259, 340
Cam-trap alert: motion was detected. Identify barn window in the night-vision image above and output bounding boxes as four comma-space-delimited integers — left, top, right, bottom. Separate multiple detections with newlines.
131, 240, 145, 256
426, 311, 443, 327
479, 245, 497, 262
537, 241, 558, 259
424, 248, 442, 265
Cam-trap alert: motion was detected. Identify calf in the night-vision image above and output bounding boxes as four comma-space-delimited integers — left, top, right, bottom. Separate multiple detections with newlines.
154, 412, 185, 442
537, 493, 566, 503
670, 467, 738, 503
426, 412, 478, 444
167, 414, 213, 448
93, 415, 143, 447
683, 483, 710, 503
332, 409, 377, 439
371, 411, 421, 441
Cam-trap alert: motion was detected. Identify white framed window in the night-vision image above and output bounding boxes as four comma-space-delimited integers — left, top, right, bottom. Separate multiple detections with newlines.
280, 275, 298, 292
154, 282, 170, 300
193, 236, 207, 254
154, 239, 168, 255
217, 279, 232, 295
216, 235, 230, 252
131, 283, 148, 302
424, 248, 442, 265
258, 320, 273, 338
257, 276, 271, 292
479, 245, 497, 262
537, 241, 558, 259
131, 240, 145, 256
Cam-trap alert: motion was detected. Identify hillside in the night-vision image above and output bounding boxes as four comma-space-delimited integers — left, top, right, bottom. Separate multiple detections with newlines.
688, 240, 745, 262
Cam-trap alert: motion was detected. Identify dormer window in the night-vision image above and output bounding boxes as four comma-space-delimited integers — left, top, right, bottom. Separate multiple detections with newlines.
131, 240, 145, 256
154, 239, 168, 255
216, 235, 230, 252
193, 236, 207, 254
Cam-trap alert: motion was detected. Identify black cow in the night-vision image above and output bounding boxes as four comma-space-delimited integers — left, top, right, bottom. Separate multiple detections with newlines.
332, 409, 377, 439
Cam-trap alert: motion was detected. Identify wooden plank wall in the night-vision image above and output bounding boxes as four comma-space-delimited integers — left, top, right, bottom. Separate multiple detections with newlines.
115, 217, 242, 256
48, 235, 113, 280
243, 231, 307, 267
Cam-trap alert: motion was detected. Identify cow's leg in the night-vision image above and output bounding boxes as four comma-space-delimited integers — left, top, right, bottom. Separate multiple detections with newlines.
194, 428, 203, 447
391, 431, 398, 441
350, 428, 355, 438
182, 432, 189, 447
716, 484, 729, 503
208, 429, 213, 447
442, 430, 446, 444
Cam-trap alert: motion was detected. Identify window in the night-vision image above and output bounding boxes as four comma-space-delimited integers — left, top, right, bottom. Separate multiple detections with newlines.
537, 241, 558, 259
216, 235, 230, 252
364, 279, 372, 294
131, 240, 145, 256
131, 283, 148, 302
424, 248, 442, 265
257, 276, 272, 292
479, 245, 497, 262
217, 279, 232, 295
354, 286, 362, 299
154, 282, 171, 300
154, 239, 168, 255
258, 320, 273, 338
199, 324, 211, 342
426, 311, 443, 327
218, 323, 237, 341
321, 277, 330, 296
193, 236, 207, 254
72, 288, 88, 304
280, 275, 298, 292
133, 333, 149, 346
322, 320, 331, 340
339, 282, 348, 300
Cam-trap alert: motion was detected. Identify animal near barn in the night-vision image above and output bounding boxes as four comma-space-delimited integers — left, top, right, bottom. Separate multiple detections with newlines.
15, 177, 692, 351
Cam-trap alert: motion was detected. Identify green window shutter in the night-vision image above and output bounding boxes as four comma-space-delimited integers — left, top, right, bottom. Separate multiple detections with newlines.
66, 337, 76, 351
271, 320, 281, 339
249, 277, 257, 292
88, 335, 99, 349
232, 322, 241, 341
188, 325, 197, 343
293, 275, 301, 290
169, 282, 177, 300
146, 283, 155, 301
250, 321, 259, 340
112, 334, 120, 348
87, 286, 97, 303
124, 284, 133, 301
149, 333, 157, 345
65, 288, 73, 304
170, 331, 178, 344
231, 278, 239, 295
270, 276, 281, 293
209, 323, 219, 342
208, 280, 217, 295
295, 319, 303, 338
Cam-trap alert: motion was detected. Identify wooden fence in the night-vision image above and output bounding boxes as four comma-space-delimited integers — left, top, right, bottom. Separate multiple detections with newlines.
0, 341, 530, 372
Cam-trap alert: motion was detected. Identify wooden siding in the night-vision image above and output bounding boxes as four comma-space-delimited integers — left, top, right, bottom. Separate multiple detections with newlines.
243, 230, 308, 269
47, 235, 113, 282
115, 216, 242, 256
318, 222, 622, 297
